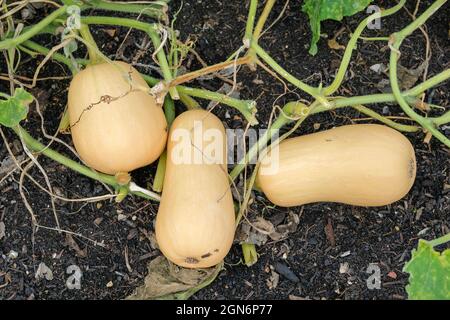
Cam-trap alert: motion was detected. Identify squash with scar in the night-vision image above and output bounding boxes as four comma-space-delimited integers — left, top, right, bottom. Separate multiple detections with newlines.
155, 109, 235, 268
68, 61, 167, 174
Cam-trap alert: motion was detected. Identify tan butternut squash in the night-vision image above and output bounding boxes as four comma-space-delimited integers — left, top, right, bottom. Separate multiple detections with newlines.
155, 109, 235, 268
68, 61, 167, 174
257, 124, 416, 207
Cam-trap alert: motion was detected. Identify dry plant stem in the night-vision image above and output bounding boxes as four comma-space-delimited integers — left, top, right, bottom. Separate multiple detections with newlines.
30, 39, 72, 88
19, 40, 258, 125
19, 162, 38, 225
170, 56, 252, 87
235, 162, 260, 227
0, 128, 37, 224
20, 137, 60, 230
36, 224, 107, 248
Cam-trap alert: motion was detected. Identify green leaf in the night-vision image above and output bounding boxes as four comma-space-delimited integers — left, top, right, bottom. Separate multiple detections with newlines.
302, 0, 373, 55
0, 88, 33, 128
403, 239, 450, 300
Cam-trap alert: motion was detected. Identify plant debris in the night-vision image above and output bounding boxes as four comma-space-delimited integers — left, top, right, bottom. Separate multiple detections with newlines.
126, 256, 222, 300
35, 262, 53, 281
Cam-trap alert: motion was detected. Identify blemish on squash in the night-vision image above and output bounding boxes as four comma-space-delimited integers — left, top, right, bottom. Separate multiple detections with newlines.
185, 257, 199, 264
201, 252, 212, 259
214, 249, 219, 252
325, 139, 333, 142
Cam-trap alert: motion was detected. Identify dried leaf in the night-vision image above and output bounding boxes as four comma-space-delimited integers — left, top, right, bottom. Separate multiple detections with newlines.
252, 216, 276, 235
65, 234, 87, 258
397, 61, 427, 90
266, 271, 279, 290
35, 262, 53, 281
236, 222, 269, 246
327, 38, 345, 51
126, 256, 222, 300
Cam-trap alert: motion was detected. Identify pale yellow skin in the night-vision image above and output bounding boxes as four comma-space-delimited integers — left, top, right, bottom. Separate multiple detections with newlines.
156, 109, 235, 269
258, 124, 417, 207
68, 61, 167, 174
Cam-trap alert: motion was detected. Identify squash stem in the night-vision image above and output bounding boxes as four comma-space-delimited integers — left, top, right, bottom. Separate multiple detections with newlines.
246, 0, 276, 65
78, 24, 103, 65
11, 126, 160, 202
0, 6, 67, 50
179, 92, 201, 110
85, 0, 168, 21
241, 243, 258, 267
251, 42, 326, 103
79, 16, 179, 99
243, 0, 259, 46
229, 101, 306, 180
152, 151, 167, 193
18, 40, 260, 126
322, 0, 406, 96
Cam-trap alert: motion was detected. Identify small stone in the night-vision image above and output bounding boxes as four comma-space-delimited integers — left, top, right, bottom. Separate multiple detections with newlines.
340, 250, 351, 258
106, 281, 113, 288
382, 106, 390, 115
417, 227, 429, 236
387, 271, 397, 279
117, 214, 127, 221
8, 250, 18, 259
94, 217, 104, 226
370, 63, 385, 74
274, 262, 299, 283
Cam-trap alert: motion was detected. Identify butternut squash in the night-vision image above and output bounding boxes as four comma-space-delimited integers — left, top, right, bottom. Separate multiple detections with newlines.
68, 61, 167, 174
155, 109, 235, 268
257, 124, 416, 207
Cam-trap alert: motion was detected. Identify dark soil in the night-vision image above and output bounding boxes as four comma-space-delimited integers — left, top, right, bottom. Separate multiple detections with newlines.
1, 0, 449, 300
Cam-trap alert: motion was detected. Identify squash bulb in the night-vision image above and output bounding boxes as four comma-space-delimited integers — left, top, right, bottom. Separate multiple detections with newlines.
155, 109, 235, 268
68, 61, 167, 174
257, 124, 417, 207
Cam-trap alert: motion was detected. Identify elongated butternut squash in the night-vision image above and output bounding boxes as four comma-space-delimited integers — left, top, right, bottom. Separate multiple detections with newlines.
155, 109, 235, 268
257, 124, 416, 207
68, 61, 167, 174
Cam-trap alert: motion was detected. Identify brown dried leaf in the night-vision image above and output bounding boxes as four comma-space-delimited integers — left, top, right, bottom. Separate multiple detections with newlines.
65, 234, 87, 258
266, 271, 279, 290
126, 256, 222, 300
397, 62, 427, 90
324, 218, 336, 247
328, 38, 345, 51
252, 216, 276, 235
